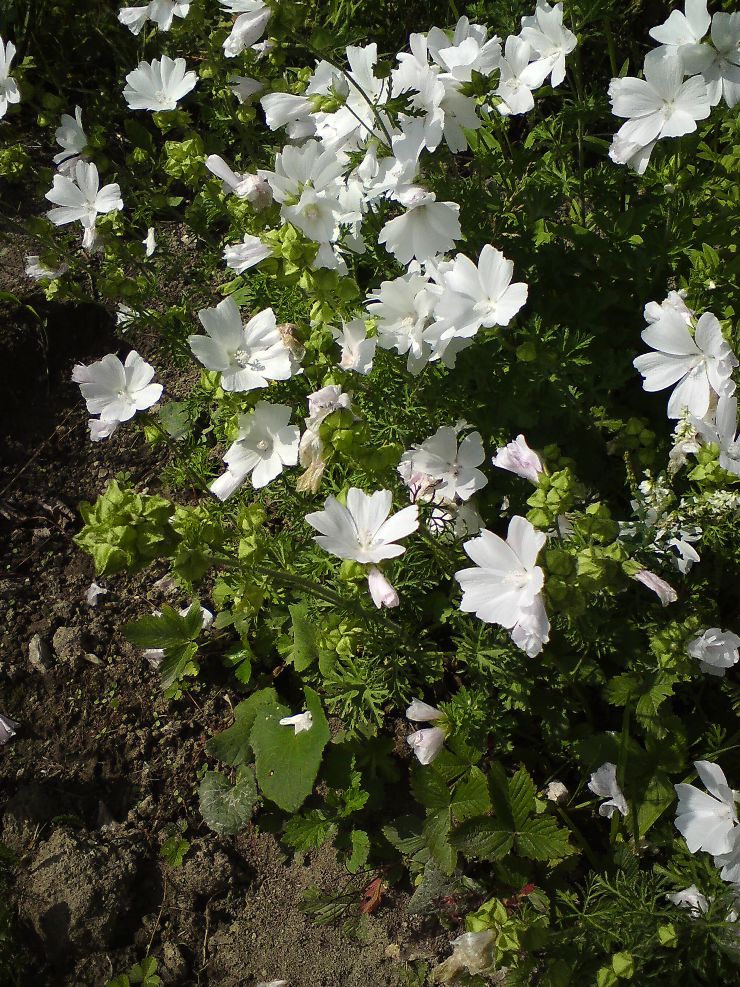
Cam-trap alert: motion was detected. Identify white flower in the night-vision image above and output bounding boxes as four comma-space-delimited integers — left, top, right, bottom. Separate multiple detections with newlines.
0, 714, 19, 745
123, 56, 197, 112
261, 92, 314, 133
143, 227, 156, 257
494, 35, 551, 116
305, 488, 418, 565
379, 186, 461, 265
667, 885, 709, 916
455, 516, 550, 657
649, 0, 711, 62
645, 289, 694, 327
210, 402, 300, 500
367, 566, 400, 609
279, 711, 313, 734
306, 385, 351, 429
118, 6, 150, 34
674, 760, 738, 855
85, 582, 109, 607
45, 161, 123, 242
519, 0, 577, 87
282, 186, 344, 244
492, 434, 544, 484
588, 762, 629, 818
608, 52, 711, 173
229, 75, 263, 103
398, 427, 487, 502
0, 37, 21, 119
691, 393, 740, 476
407, 726, 446, 765
633, 569, 678, 605
714, 825, 740, 884
365, 270, 437, 374
189, 298, 297, 393
224, 234, 274, 274
205, 154, 272, 208
545, 781, 569, 804
72, 351, 163, 432
333, 319, 377, 375
688, 628, 740, 677
260, 139, 345, 206
221, 1, 272, 58
434, 245, 528, 340
148, 0, 190, 30
25, 255, 67, 281
53, 106, 87, 172
406, 699, 444, 722
633, 310, 737, 419
701, 13, 740, 108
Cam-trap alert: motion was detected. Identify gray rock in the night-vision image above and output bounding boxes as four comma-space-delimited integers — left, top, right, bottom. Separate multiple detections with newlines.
52, 625, 83, 663
28, 633, 52, 673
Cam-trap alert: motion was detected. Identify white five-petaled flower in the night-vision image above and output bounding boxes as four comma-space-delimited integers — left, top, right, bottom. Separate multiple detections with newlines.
691, 393, 740, 477
306, 488, 419, 565
405, 699, 446, 765
365, 269, 437, 375
210, 402, 300, 500
455, 516, 550, 657
189, 298, 297, 393
608, 51, 711, 174
492, 434, 544, 485
72, 351, 163, 439
123, 56, 197, 112
699, 13, 740, 108
0, 37, 20, 119
688, 627, 740, 677
494, 35, 551, 116
649, 0, 711, 62
398, 427, 488, 503
279, 711, 314, 734
224, 234, 275, 274
434, 244, 529, 340
634, 309, 738, 419
379, 186, 462, 265
119, 2, 191, 34
53, 106, 87, 173
519, 0, 577, 88
588, 762, 629, 818
45, 161, 123, 247
332, 319, 377, 375
674, 760, 738, 856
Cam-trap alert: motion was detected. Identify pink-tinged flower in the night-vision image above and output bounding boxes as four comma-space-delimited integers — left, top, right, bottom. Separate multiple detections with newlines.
674, 760, 738, 855
367, 566, 400, 609
205, 154, 272, 208
455, 516, 550, 657
634, 309, 737, 419
633, 569, 678, 606
406, 726, 446, 765
588, 762, 629, 818
398, 426, 488, 503
492, 434, 543, 485
332, 319, 377, 375
687, 627, 740, 677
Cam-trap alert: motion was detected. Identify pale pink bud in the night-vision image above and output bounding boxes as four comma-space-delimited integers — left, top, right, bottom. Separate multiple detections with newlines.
406, 726, 445, 765
634, 569, 678, 606
492, 434, 543, 485
367, 566, 399, 609
406, 699, 443, 722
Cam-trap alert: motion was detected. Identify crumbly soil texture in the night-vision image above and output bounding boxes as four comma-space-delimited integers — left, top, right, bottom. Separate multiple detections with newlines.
0, 239, 447, 986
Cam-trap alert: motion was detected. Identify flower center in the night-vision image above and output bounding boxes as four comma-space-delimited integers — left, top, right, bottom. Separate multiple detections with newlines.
304, 203, 320, 220
256, 438, 271, 452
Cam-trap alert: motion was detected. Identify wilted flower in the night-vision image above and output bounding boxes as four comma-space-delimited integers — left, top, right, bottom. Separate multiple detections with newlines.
205, 154, 272, 208
25, 255, 68, 281
667, 885, 709, 916
545, 781, 569, 804
455, 516, 550, 657
53, 106, 87, 173
435, 930, 496, 982
633, 569, 678, 606
405, 699, 446, 765
492, 434, 544, 484
0, 714, 19, 745
123, 56, 197, 112
588, 762, 629, 818
224, 234, 274, 274
210, 402, 300, 500
688, 627, 740, 676
45, 161, 123, 247
72, 351, 162, 436
85, 582, 109, 607
189, 298, 297, 392
674, 760, 738, 855
279, 711, 313, 734
0, 37, 20, 119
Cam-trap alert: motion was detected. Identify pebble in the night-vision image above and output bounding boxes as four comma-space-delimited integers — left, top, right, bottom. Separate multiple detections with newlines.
28, 633, 53, 673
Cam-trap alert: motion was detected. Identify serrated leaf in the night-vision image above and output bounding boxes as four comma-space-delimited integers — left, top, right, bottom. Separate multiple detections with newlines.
123, 605, 194, 649
451, 767, 491, 823
382, 815, 426, 855
346, 829, 370, 873
635, 771, 675, 838
488, 762, 515, 829
423, 807, 456, 874
160, 641, 199, 692
206, 688, 278, 766
516, 815, 572, 861
408, 860, 465, 915
198, 768, 258, 836
450, 817, 514, 860
251, 687, 330, 812
287, 602, 318, 671
509, 767, 536, 830
411, 764, 451, 811
284, 810, 336, 851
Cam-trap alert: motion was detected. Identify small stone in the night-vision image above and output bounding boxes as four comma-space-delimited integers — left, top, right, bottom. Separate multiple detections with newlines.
52, 626, 83, 663
28, 634, 53, 673
31, 527, 52, 546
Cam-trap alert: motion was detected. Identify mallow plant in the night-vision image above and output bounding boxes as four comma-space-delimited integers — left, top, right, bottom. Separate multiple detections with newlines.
5, 0, 740, 980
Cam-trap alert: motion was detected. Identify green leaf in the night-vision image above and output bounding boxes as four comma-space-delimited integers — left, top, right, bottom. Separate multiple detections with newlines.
515, 816, 572, 861
284, 810, 336, 852
423, 807, 456, 875
198, 768, 258, 836
123, 605, 196, 649
382, 815, 426, 855
612, 952, 634, 979
160, 641, 199, 693
487, 763, 515, 829
509, 767, 536, 830
450, 817, 514, 860
206, 688, 278, 766
411, 764, 451, 811
287, 602, 318, 671
160, 836, 190, 868
251, 687, 330, 812
451, 767, 491, 823
636, 771, 675, 837
346, 829, 370, 873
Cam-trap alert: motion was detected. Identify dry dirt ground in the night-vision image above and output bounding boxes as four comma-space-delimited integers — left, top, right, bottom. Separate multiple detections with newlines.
0, 235, 450, 986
